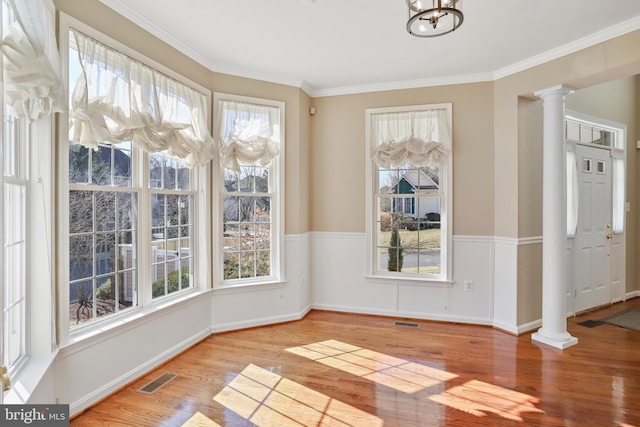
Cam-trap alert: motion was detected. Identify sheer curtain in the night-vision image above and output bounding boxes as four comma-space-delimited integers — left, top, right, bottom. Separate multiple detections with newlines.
218, 99, 280, 172
566, 149, 579, 237
1, 0, 65, 121
69, 29, 214, 167
371, 109, 451, 168
612, 157, 624, 233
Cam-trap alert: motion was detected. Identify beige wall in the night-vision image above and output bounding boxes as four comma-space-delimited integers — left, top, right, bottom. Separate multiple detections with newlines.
310, 83, 495, 235
517, 97, 543, 239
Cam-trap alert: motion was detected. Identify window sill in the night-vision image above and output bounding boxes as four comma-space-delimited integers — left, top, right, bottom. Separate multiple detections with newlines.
64, 288, 210, 354
213, 280, 287, 295
4, 352, 58, 404
365, 275, 454, 288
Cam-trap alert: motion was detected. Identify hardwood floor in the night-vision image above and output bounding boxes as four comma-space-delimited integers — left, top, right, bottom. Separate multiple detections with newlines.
70, 298, 640, 427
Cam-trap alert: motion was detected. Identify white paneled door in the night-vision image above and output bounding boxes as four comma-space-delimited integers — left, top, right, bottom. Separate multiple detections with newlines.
573, 144, 612, 313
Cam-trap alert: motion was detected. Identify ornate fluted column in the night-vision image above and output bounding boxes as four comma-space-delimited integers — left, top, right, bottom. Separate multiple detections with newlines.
531, 84, 578, 350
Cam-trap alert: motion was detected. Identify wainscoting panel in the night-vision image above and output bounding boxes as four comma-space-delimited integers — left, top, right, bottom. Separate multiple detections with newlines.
57, 292, 212, 415
211, 233, 311, 332
493, 238, 519, 333
311, 233, 495, 325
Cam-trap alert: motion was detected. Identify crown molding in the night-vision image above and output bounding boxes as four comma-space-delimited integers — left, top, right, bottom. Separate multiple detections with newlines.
492, 14, 640, 80
307, 72, 494, 98
100, 0, 640, 98
99, 0, 308, 92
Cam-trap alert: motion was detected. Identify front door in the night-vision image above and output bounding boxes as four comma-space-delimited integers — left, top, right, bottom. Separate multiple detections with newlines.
573, 144, 612, 313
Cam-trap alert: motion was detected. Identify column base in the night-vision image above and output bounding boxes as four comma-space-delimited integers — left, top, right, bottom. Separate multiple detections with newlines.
531, 331, 578, 349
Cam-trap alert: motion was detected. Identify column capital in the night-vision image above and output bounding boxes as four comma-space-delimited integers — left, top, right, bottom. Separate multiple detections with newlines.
534, 84, 575, 100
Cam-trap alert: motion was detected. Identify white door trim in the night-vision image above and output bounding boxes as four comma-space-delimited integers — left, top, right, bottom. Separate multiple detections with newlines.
565, 111, 627, 314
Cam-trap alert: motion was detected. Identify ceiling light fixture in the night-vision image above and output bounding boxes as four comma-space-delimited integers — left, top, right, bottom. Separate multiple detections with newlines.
406, 0, 463, 38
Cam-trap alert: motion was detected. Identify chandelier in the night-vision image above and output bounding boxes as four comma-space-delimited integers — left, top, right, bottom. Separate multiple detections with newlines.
406, 0, 464, 38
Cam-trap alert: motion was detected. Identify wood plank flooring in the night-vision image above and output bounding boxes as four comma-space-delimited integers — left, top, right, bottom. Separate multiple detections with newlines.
70, 298, 640, 426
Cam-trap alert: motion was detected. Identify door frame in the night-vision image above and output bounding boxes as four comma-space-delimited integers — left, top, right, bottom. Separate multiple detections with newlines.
565, 110, 627, 315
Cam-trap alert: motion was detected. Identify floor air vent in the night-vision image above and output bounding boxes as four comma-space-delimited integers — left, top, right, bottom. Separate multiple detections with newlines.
393, 320, 420, 328
138, 373, 178, 394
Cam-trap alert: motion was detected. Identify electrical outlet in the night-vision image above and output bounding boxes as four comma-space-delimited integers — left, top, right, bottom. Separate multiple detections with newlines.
464, 280, 474, 292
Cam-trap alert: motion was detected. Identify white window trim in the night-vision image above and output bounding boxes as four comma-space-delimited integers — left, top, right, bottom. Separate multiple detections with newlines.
365, 103, 453, 285
3, 106, 59, 405
3, 119, 28, 374
213, 92, 285, 289
57, 13, 212, 346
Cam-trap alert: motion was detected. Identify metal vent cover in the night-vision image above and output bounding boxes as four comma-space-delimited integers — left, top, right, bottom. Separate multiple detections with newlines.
138, 373, 178, 394
393, 320, 420, 328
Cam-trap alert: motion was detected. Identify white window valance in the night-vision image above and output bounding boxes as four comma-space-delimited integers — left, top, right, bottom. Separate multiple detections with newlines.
68, 29, 214, 167
372, 109, 451, 169
1, 0, 65, 121
218, 99, 280, 173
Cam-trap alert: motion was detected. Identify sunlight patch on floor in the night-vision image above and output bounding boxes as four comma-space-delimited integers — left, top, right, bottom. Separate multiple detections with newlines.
286, 339, 458, 394
287, 339, 545, 422
428, 379, 544, 422
213, 363, 384, 427
181, 411, 222, 427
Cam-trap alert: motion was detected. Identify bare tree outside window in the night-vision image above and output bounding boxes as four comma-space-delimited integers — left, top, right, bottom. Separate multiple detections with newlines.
68, 142, 137, 326
223, 165, 272, 280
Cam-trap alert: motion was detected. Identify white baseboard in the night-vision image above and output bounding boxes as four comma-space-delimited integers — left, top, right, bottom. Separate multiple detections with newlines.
492, 319, 542, 336
625, 290, 640, 299
211, 306, 311, 334
311, 303, 493, 327
517, 319, 542, 335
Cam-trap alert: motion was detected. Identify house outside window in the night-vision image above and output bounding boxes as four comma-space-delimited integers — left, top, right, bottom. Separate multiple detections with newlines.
366, 104, 452, 281
59, 18, 213, 337
214, 93, 284, 287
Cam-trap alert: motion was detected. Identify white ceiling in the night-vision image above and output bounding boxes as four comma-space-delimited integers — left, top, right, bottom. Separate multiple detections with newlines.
100, 0, 640, 97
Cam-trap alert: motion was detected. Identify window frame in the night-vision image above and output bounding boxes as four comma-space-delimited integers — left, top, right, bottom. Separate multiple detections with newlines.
2, 105, 58, 385
365, 103, 453, 286
58, 14, 211, 344
213, 92, 285, 289
3, 107, 28, 374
